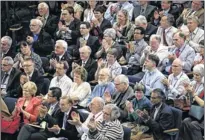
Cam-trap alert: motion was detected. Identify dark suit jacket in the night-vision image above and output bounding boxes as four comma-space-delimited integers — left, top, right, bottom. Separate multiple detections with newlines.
46, 51, 73, 75
55, 18, 81, 46
75, 35, 101, 58
25, 69, 44, 95
43, 14, 59, 37
27, 30, 54, 57
144, 23, 158, 42
112, 86, 135, 121
145, 103, 175, 140
1, 68, 22, 98
133, 4, 156, 22
56, 107, 83, 140
76, 57, 97, 82
2, 48, 16, 59
90, 18, 112, 41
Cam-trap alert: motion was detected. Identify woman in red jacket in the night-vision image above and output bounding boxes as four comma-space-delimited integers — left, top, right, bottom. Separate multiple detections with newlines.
12, 81, 42, 124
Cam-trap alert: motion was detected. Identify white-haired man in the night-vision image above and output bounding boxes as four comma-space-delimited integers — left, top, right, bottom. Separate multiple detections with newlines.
104, 74, 135, 121
37, 2, 58, 37
88, 68, 115, 103
26, 18, 53, 57
46, 40, 72, 75
1, 36, 15, 58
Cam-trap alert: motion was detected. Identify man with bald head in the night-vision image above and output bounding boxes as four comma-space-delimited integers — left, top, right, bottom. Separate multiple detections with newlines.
162, 58, 190, 99
87, 68, 115, 104
68, 97, 104, 138
72, 45, 97, 82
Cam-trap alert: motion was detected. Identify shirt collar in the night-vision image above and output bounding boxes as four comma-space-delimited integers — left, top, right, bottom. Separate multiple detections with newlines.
28, 70, 34, 78
83, 34, 89, 40
174, 72, 183, 80
192, 27, 199, 35
6, 68, 12, 75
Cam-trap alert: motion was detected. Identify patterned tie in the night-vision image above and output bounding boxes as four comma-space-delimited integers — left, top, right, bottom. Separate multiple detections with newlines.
163, 29, 168, 46
175, 49, 180, 58
82, 61, 86, 67
2, 73, 8, 84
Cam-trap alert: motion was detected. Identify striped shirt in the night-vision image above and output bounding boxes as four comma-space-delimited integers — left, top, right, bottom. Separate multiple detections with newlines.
88, 119, 124, 140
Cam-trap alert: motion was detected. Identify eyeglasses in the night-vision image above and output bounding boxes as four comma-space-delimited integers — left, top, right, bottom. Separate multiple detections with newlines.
29, 24, 38, 27
150, 96, 159, 100
61, 13, 68, 15
172, 65, 180, 67
103, 111, 111, 116
2, 64, 9, 66
114, 83, 121, 86
23, 65, 32, 68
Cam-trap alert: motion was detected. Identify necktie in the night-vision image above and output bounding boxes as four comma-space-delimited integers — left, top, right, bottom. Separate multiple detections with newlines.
163, 29, 168, 46
82, 62, 86, 67
2, 73, 8, 84
175, 49, 180, 58
62, 114, 68, 129
153, 108, 158, 120
141, 8, 145, 15
56, 56, 60, 62
48, 106, 54, 115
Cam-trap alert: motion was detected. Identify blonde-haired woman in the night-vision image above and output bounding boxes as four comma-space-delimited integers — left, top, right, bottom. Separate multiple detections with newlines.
113, 9, 133, 42
12, 81, 42, 124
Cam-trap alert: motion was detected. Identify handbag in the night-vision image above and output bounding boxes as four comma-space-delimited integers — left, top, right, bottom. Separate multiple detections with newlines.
189, 105, 204, 121
1, 113, 20, 134
174, 97, 191, 110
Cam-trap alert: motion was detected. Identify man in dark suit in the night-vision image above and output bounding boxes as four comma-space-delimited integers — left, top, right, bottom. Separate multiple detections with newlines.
1, 56, 21, 98
1, 36, 16, 58
37, 2, 59, 38
75, 22, 101, 59
46, 40, 72, 76
132, 1, 156, 22
104, 74, 135, 122
138, 88, 175, 140
22, 58, 44, 95
47, 96, 83, 140
90, 5, 112, 42
26, 18, 54, 57
73, 45, 97, 82
17, 87, 62, 140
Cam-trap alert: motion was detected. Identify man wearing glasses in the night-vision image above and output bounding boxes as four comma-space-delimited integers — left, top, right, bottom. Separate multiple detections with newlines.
137, 88, 174, 140
22, 57, 44, 95
26, 18, 53, 57
1, 56, 21, 98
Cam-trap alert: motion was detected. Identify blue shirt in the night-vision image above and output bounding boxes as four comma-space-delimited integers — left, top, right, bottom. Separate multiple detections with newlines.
87, 82, 115, 104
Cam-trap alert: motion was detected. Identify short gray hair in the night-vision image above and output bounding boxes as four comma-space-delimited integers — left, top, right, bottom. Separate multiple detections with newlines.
1, 36, 12, 47
150, 34, 161, 43
187, 15, 200, 25
38, 2, 49, 10
104, 104, 120, 121
115, 74, 129, 85
3, 56, 14, 65
193, 64, 204, 77
79, 45, 92, 54
135, 15, 147, 25
31, 19, 43, 28
99, 68, 110, 77
56, 40, 68, 51
104, 28, 116, 40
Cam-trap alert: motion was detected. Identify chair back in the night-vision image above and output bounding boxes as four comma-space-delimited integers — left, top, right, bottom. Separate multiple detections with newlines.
77, 109, 90, 122
123, 126, 131, 140
3, 97, 18, 113
171, 107, 182, 140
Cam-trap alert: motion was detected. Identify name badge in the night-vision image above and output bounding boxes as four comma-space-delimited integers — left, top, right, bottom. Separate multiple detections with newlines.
1, 84, 6, 89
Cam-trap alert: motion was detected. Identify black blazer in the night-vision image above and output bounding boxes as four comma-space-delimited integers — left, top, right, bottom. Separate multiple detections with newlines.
23, 69, 44, 95
56, 107, 83, 140
90, 18, 112, 41
2, 48, 16, 59
47, 51, 73, 75
2, 68, 22, 98
144, 23, 158, 42
43, 14, 59, 37
27, 30, 54, 57
146, 103, 175, 140
76, 57, 97, 82
75, 35, 101, 58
